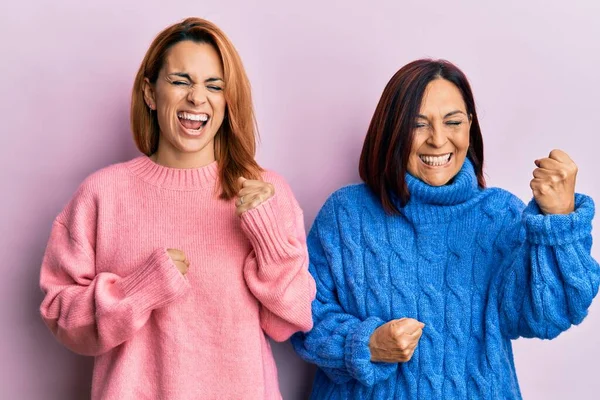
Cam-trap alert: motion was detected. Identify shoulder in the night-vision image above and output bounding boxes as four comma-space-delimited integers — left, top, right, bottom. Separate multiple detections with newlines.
474, 188, 528, 237
79, 158, 136, 194
314, 183, 379, 225
56, 159, 136, 224
480, 187, 526, 214
259, 168, 304, 217
260, 169, 294, 193
325, 183, 378, 211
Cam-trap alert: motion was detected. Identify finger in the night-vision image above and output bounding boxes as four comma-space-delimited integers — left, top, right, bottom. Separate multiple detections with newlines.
532, 168, 555, 179
396, 318, 425, 335
239, 193, 266, 212
406, 342, 419, 352
548, 149, 572, 163
530, 178, 551, 195
237, 190, 261, 207
406, 328, 423, 339
413, 328, 424, 341
534, 157, 562, 171
238, 186, 263, 197
238, 177, 266, 189
236, 195, 259, 215
167, 249, 186, 261
236, 191, 262, 207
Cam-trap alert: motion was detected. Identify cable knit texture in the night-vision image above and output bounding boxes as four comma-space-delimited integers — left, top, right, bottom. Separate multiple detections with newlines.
292, 158, 599, 399
40, 156, 316, 400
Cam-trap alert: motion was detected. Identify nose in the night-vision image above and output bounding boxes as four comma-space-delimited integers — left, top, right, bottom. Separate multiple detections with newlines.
426, 124, 448, 148
187, 86, 207, 106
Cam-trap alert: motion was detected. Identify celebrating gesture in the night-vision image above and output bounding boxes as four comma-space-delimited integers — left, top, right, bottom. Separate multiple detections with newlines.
531, 149, 577, 215
235, 177, 275, 215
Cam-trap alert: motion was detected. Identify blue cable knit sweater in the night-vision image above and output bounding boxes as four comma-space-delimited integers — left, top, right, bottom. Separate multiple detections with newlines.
292, 159, 599, 399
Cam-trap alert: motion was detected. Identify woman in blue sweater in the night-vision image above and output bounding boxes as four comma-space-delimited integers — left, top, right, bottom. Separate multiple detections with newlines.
292, 59, 599, 399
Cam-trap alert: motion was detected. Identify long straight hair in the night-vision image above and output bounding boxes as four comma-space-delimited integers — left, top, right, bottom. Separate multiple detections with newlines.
359, 59, 485, 214
131, 17, 261, 199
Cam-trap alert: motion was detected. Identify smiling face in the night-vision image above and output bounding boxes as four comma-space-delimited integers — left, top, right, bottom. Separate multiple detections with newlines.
143, 40, 226, 168
406, 78, 471, 186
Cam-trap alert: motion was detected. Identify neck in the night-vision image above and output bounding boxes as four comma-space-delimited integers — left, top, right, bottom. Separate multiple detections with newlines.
151, 142, 215, 169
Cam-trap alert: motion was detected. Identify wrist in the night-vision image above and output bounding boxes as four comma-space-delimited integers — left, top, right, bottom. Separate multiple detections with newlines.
368, 333, 382, 362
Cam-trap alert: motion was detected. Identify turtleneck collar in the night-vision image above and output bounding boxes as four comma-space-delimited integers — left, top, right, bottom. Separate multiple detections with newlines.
126, 156, 218, 191
397, 157, 483, 224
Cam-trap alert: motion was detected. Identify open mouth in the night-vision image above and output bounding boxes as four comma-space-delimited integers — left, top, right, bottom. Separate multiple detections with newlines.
178, 112, 209, 135
419, 153, 452, 167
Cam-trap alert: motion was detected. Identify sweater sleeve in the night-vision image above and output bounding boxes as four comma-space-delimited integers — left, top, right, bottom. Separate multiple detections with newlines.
39, 185, 189, 356
495, 193, 600, 340
291, 196, 397, 387
240, 174, 316, 342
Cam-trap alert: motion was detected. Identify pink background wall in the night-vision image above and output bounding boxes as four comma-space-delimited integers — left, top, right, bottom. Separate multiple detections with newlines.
1, 0, 599, 398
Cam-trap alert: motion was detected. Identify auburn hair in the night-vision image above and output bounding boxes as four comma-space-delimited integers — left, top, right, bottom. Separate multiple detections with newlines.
131, 17, 261, 199
359, 59, 486, 214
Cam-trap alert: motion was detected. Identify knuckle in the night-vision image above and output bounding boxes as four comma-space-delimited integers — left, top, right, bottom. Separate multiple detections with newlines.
394, 336, 404, 347
398, 339, 410, 350
558, 170, 568, 180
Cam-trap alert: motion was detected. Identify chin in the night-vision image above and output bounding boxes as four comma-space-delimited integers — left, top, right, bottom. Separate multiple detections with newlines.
423, 174, 453, 187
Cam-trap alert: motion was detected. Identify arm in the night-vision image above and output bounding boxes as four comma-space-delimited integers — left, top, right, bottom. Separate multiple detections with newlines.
240, 176, 316, 342
291, 197, 398, 387
496, 193, 599, 339
39, 188, 189, 356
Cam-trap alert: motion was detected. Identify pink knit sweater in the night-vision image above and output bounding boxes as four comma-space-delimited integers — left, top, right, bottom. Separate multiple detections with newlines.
39, 156, 316, 400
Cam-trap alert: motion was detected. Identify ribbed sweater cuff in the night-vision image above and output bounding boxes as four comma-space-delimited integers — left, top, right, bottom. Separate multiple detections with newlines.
116, 248, 189, 314
524, 194, 595, 246
240, 196, 298, 264
345, 316, 397, 387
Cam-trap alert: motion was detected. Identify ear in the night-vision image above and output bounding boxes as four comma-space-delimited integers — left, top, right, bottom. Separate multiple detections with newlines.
143, 77, 156, 110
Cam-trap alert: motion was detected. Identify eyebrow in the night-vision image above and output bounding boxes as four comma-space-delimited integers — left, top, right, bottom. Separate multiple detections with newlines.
417, 110, 467, 119
168, 72, 224, 83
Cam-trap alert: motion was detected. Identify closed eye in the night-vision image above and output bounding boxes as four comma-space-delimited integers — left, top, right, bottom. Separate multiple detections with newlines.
207, 85, 223, 92
446, 121, 463, 126
172, 81, 190, 86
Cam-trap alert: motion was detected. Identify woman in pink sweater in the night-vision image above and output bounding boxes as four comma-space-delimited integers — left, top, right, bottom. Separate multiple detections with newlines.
39, 17, 316, 400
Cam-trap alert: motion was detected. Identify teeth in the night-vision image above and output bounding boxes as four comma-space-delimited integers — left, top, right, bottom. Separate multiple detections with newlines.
178, 112, 209, 122
420, 153, 451, 166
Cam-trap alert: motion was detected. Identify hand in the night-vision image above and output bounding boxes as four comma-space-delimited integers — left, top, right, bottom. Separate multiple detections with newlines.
530, 149, 577, 215
167, 248, 190, 276
235, 177, 275, 216
369, 318, 425, 363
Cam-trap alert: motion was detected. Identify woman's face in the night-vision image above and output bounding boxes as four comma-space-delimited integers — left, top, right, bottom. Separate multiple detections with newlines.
144, 40, 226, 166
406, 78, 471, 186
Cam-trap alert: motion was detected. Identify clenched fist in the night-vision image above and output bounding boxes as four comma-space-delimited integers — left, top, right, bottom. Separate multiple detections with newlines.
369, 318, 425, 363
167, 248, 190, 276
530, 149, 577, 215
235, 177, 275, 216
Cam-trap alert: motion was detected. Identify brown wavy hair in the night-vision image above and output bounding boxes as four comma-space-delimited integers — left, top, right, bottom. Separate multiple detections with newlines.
131, 17, 261, 199
359, 59, 486, 214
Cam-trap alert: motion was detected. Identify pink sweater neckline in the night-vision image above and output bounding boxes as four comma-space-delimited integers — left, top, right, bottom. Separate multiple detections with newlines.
127, 156, 218, 190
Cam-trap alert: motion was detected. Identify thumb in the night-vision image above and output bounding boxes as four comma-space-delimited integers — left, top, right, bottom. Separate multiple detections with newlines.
237, 176, 248, 191
398, 318, 423, 335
